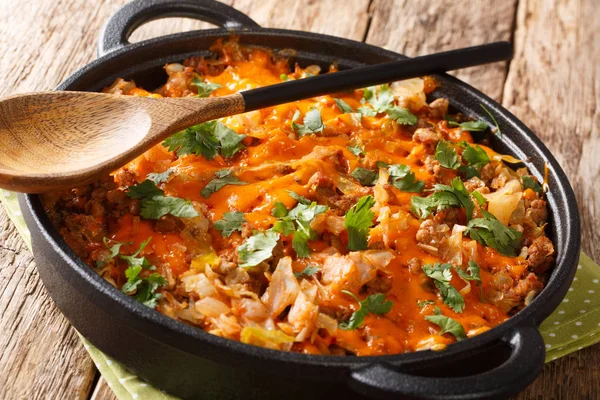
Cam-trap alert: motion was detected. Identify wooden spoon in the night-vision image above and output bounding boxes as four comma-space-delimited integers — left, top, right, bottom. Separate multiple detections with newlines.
0, 42, 512, 193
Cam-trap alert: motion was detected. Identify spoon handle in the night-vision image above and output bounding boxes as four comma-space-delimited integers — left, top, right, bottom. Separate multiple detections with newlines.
241, 41, 512, 112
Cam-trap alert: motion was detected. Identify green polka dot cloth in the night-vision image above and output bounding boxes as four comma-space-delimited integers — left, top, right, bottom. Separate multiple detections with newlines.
1, 190, 599, 400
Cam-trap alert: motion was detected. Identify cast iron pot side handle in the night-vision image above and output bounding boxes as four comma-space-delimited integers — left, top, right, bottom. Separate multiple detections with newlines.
98, 0, 260, 57
349, 326, 545, 400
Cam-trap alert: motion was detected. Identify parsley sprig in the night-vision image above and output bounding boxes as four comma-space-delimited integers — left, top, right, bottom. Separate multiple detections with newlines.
344, 195, 375, 251
292, 108, 324, 137
359, 85, 418, 125
294, 265, 320, 279
163, 120, 246, 160
339, 290, 393, 330
422, 263, 465, 313
102, 237, 167, 308
425, 307, 467, 341
127, 180, 198, 220
466, 210, 522, 256
191, 76, 222, 98
236, 230, 280, 268
410, 177, 474, 220
201, 169, 247, 198
214, 211, 246, 237
271, 193, 328, 257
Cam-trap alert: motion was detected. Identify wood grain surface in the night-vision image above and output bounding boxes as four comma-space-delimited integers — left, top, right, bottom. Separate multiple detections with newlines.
0, 0, 597, 399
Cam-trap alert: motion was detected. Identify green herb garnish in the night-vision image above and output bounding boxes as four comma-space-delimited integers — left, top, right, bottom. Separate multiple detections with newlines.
339, 291, 393, 330
344, 195, 375, 251
237, 230, 280, 268
214, 211, 246, 237
201, 169, 247, 198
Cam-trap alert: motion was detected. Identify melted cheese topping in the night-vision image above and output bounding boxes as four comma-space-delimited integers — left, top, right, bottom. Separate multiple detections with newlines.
43, 40, 552, 356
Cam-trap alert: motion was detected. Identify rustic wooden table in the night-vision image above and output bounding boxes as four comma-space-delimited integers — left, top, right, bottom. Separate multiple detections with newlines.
0, 0, 597, 398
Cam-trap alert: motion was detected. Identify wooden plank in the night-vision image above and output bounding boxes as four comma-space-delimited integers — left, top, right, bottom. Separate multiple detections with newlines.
0, 1, 130, 398
504, 0, 600, 398
365, 0, 517, 102
90, 377, 118, 400
0, 206, 96, 399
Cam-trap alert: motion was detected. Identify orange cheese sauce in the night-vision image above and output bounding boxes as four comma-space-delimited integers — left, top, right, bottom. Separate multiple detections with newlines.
43, 40, 552, 356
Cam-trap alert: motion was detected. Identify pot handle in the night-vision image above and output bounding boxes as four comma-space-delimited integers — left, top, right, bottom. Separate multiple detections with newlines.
98, 0, 260, 57
349, 326, 545, 400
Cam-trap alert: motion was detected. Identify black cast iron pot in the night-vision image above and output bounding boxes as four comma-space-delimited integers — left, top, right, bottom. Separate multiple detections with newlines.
19, 0, 581, 399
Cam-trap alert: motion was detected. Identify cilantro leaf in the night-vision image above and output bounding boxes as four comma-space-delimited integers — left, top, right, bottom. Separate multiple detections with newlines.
214, 122, 246, 158
347, 145, 365, 157
201, 169, 247, 198
146, 168, 175, 185
522, 175, 542, 193
97, 237, 128, 268
118, 238, 167, 308
417, 300, 436, 307
280, 74, 289, 81
140, 196, 199, 219
237, 230, 280, 268
472, 190, 487, 206
425, 313, 466, 341
387, 164, 425, 193
214, 211, 246, 237
344, 195, 375, 251
271, 202, 289, 218
363, 84, 394, 113
127, 180, 164, 199
386, 107, 418, 125
412, 177, 474, 220
435, 141, 460, 170
271, 199, 327, 258
455, 261, 482, 284
335, 98, 355, 113
163, 121, 245, 160
287, 190, 311, 205
292, 108, 324, 137
294, 265, 320, 279
339, 291, 393, 330
191, 76, 222, 97
163, 121, 221, 160
119, 237, 154, 269
351, 167, 378, 186
357, 106, 377, 117
462, 143, 490, 166
449, 120, 489, 132
480, 104, 501, 137
422, 263, 465, 313
127, 180, 198, 220
466, 211, 522, 256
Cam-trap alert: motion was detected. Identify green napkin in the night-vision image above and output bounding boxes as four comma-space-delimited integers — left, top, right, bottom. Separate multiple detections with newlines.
1, 189, 599, 400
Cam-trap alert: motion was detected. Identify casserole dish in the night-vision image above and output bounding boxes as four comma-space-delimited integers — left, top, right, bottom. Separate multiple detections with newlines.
19, 0, 581, 398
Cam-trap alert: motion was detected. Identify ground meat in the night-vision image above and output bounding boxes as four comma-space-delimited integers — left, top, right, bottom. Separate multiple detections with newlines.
407, 257, 421, 275
480, 163, 496, 183
306, 172, 371, 215
428, 98, 449, 118
155, 215, 184, 233
424, 155, 441, 176
512, 273, 543, 298
114, 168, 137, 187
412, 128, 442, 145
463, 177, 489, 193
364, 274, 393, 295
527, 236, 554, 272
416, 220, 451, 249
525, 199, 548, 226
432, 208, 460, 228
